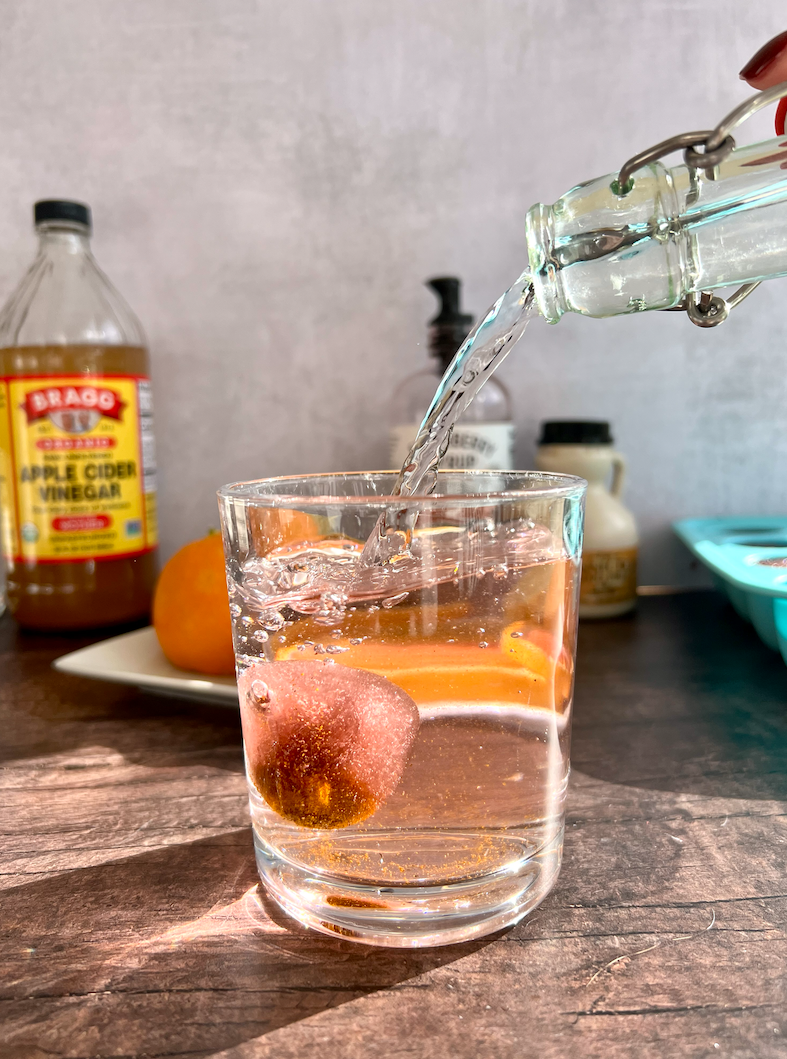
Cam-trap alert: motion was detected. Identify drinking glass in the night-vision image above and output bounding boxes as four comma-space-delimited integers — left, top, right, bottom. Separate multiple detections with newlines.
218, 470, 585, 947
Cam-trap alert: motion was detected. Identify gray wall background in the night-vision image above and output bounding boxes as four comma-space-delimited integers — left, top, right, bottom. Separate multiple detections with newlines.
1, 0, 785, 584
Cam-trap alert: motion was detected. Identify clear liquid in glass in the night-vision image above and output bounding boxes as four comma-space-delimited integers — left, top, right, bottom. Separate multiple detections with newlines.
229, 509, 578, 945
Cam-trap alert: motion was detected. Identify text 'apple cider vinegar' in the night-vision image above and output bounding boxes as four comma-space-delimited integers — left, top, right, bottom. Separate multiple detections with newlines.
0, 200, 158, 629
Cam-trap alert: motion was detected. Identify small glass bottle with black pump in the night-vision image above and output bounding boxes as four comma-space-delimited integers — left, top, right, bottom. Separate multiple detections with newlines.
389, 277, 514, 472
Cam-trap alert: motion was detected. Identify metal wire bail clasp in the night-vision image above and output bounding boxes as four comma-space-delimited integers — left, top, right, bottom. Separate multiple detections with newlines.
614, 80, 787, 328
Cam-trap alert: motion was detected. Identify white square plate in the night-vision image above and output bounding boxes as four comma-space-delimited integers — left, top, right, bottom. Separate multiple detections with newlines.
53, 626, 239, 708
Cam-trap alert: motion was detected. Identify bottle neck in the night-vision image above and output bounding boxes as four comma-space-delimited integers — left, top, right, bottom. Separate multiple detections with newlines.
429, 325, 472, 373
36, 223, 92, 258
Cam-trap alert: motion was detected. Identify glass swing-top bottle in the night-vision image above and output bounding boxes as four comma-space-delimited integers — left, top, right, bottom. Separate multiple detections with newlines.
0, 199, 158, 630
523, 82, 787, 326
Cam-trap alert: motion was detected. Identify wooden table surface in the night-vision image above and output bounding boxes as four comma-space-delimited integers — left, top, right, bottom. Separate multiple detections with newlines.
2, 591, 787, 1059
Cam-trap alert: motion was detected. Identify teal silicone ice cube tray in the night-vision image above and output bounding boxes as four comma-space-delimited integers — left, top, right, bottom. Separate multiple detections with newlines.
674, 517, 787, 663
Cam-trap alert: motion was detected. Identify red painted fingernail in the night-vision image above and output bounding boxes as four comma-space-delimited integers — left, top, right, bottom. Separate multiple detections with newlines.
740, 30, 787, 82
777, 97, 787, 136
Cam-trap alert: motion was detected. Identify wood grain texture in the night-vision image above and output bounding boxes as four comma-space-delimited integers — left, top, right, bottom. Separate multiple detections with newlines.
1, 592, 786, 1059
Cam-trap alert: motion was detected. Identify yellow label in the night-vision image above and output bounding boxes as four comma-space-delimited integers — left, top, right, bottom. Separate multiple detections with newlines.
0, 381, 17, 560
580, 547, 638, 607
1, 375, 158, 563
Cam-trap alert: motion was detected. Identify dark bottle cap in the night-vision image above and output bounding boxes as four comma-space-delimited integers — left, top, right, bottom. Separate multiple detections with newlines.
539, 420, 613, 445
426, 277, 474, 371
34, 200, 92, 231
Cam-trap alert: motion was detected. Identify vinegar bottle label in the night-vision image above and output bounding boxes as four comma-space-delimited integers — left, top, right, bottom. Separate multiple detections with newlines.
0, 374, 158, 563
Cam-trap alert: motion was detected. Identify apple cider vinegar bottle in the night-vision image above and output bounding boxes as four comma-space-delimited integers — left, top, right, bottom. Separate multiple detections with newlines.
0, 200, 158, 630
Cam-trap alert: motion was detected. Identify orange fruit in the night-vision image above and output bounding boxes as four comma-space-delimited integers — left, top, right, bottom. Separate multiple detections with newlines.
500, 621, 573, 709
278, 599, 471, 648
277, 640, 551, 707
153, 532, 235, 676
249, 507, 323, 555
500, 624, 553, 676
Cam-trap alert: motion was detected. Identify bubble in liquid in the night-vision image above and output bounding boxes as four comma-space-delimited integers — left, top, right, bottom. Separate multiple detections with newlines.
479, 641, 489, 649
230, 603, 242, 619
312, 592, 348, 626
260, 610, 286, 632
250, 679, 270, 704
253, 630, 269, 643
326, 644, 348, 654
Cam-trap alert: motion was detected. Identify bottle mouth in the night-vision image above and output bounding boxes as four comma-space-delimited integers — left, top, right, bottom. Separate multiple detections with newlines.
34, 200, 92, 235
525, 203, 563, 324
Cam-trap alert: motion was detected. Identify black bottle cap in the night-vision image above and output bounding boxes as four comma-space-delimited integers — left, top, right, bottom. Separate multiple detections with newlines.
426, 277, 474, 372
34, 200, 92, 231
539, 420, 613, 445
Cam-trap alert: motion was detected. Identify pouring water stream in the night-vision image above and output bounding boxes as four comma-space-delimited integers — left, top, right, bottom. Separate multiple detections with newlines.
361, 268, 537, 566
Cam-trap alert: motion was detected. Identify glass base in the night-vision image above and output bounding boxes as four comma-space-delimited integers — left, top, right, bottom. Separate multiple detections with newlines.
254, 827, 563, 948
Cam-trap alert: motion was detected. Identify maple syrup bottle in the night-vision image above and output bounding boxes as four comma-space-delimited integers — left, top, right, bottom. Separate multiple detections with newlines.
0, 200, 158, 630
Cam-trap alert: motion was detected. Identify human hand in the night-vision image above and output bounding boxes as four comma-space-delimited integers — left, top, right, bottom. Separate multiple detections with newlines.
740, 31, 787, 133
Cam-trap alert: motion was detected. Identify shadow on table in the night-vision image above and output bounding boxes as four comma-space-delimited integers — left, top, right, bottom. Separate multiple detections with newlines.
571, 593, 787, 802
0, 618, 245, 773
1, 829, 494, 1059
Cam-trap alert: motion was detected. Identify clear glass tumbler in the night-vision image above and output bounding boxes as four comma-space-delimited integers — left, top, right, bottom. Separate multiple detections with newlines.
218, 470, 585, 947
